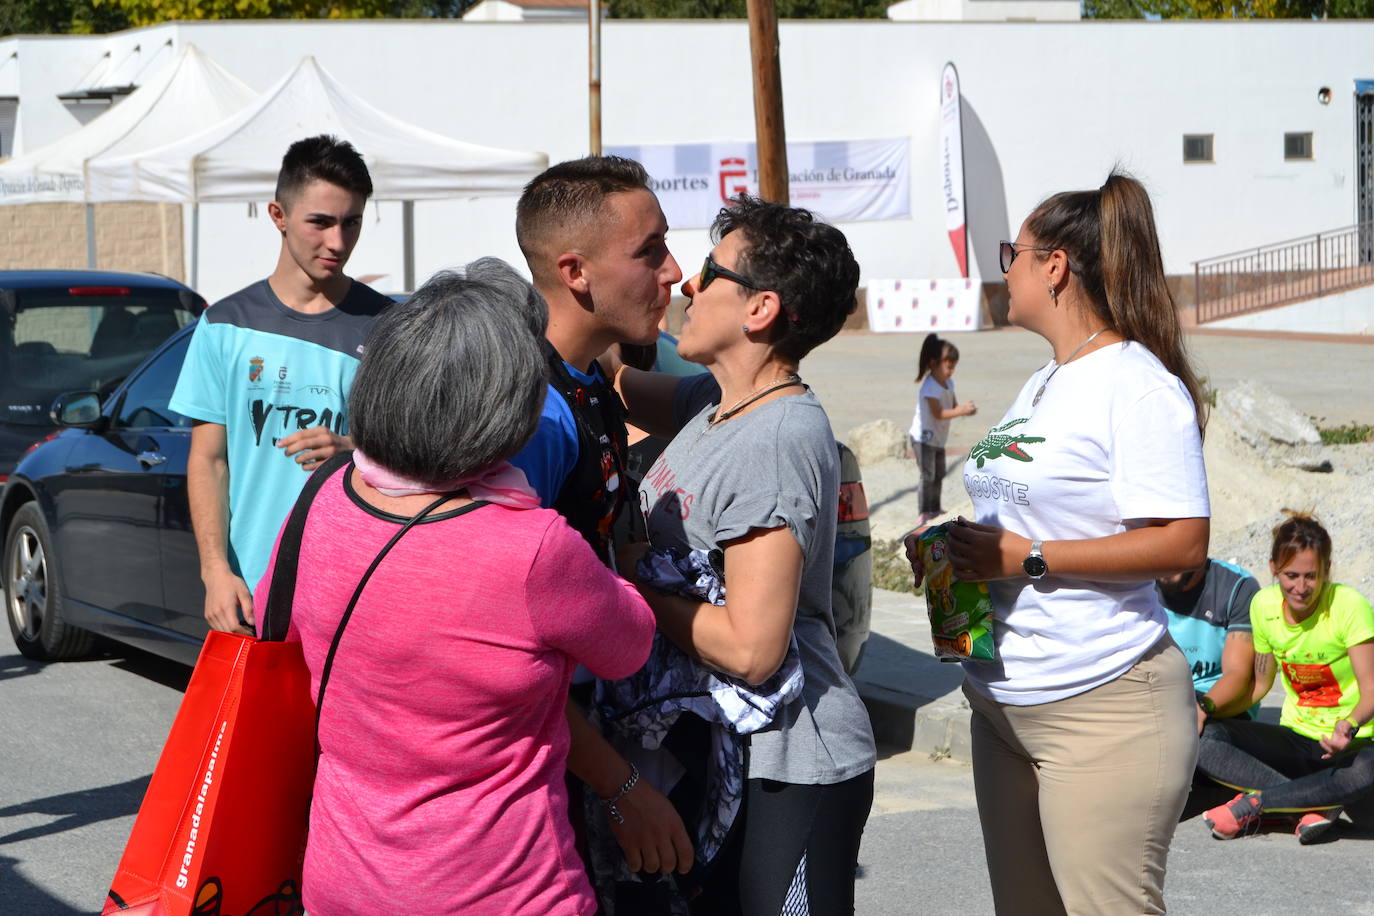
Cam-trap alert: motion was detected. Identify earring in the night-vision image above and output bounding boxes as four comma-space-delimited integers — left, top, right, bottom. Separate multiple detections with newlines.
742, 325, 750, 334
1049, 285, 1058, 306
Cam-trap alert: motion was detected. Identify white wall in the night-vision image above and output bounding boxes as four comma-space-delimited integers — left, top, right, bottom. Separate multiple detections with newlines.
1209, 286, 1374, 335
4, 20, 1372, 305
887, 0, 1080, 21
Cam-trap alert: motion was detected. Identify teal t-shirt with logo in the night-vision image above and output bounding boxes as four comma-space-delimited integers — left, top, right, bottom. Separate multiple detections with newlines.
169, 279, 389, 590
1159, 559, 1260, 694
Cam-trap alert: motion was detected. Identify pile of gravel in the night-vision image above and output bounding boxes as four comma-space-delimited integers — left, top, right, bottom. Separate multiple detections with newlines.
854, 382, 1374, 597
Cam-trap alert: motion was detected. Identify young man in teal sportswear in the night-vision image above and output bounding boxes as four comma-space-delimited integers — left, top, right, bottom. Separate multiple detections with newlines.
170, 135, 390, 634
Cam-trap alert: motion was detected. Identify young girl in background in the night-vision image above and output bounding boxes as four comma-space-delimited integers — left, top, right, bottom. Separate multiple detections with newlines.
908, 333, 976, 526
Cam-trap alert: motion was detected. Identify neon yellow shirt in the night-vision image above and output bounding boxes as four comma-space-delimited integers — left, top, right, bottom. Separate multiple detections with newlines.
1251, 583, 1374, 741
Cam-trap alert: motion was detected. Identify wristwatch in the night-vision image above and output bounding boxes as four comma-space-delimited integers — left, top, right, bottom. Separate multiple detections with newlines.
1342, 718, 1362, 738
1023, 540, 1048, 580
1200, 695, 1218, 716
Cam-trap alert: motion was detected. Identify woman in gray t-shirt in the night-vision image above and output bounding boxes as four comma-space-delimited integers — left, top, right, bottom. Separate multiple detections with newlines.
625, 197, 876, 915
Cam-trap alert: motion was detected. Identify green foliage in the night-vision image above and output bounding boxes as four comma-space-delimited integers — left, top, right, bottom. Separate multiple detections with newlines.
609, 0, 888, 18
0, 0, 130, 35
1081, 0, 1149, 17
1198, 376, 1218, 409
871, 538, 920, 595
1083, 0, 1374, 16
1314, 420, 1374, 445
1, 0, 471, 34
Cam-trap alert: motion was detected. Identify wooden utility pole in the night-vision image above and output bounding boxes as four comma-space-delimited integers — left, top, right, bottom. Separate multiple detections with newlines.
746, 0, 788, 204
588, 0, 602, 155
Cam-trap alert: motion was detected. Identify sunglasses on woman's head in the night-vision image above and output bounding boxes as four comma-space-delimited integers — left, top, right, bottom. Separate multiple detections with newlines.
698, 255, 764, 292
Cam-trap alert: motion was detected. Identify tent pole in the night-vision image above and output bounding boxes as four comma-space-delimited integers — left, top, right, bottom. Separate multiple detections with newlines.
403, 201, 415, 292
588, 0, 601, 155
191, 203, 200, 290
85, 204, 97, 268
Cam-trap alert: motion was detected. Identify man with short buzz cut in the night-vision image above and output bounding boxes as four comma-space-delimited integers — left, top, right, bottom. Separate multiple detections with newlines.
510, 155, 682, 560
510, 156, 697, 889
170, 134, 390, 636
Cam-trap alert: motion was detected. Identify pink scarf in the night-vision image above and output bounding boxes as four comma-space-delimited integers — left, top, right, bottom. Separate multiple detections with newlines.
352, 449, 539, 509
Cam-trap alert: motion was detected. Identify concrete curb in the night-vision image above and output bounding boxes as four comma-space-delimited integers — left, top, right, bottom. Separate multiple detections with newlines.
855, 587, 975, 762
857, 678, 973, 763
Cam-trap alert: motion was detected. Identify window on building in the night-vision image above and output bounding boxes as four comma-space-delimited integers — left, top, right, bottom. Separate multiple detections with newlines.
1183, 134, 1214, 163
0, 98, 17, 159
1284, 132, 1314, 161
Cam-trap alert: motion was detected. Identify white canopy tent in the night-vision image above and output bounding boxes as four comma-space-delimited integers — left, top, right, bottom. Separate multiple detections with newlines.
0, 44, 257, 266
87, 56, 549, 289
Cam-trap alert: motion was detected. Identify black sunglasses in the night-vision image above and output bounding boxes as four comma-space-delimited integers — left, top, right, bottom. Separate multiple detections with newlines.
698, 255, 763, 292
999, 240, 1055, 274
999, 240, 1080, 276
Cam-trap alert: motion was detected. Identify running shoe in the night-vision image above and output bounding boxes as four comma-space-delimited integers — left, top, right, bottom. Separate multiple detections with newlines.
1295, 808, 1342, 845
1204, 792, 1263, 839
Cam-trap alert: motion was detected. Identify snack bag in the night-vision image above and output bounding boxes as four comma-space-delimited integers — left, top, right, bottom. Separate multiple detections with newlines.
917, 524, 997, 662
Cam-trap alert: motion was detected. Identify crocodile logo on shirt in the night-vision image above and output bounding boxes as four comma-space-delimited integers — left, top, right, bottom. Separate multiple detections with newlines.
969, 418, 1045, 469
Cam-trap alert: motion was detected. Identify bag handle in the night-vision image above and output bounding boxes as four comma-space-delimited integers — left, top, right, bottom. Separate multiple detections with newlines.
259, 452, 353, 642
312, 490, 460, 737
255, 452, 480, 742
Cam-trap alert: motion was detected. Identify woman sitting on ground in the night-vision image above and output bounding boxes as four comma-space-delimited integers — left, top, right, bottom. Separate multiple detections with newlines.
1200, 512, 1374, 844
253, 260, 655, 915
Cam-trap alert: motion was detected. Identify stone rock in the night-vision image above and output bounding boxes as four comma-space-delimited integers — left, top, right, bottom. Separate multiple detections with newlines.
847, 419, 909, 467
1214, 380, 1322, 449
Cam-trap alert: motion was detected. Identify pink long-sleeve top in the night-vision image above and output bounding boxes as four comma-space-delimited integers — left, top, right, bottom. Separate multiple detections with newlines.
253, 466, 654, 916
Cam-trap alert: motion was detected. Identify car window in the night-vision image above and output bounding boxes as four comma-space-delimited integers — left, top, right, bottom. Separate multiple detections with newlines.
2, 288, 197, 426
114, 333, 193, 429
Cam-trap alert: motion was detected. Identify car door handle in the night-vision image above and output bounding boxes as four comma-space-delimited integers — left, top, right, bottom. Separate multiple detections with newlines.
137, 451, 168, 468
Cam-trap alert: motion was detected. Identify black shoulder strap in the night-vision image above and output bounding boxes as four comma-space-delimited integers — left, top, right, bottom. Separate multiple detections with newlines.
259, 452, 353, 642
257, 451, 478, 745
313, 490, 471, 742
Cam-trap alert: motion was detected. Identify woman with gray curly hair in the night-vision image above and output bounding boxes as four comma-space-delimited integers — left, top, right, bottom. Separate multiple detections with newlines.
253, 259, 654, 916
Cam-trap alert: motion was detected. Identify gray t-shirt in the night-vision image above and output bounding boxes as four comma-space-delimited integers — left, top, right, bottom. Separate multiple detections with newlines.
639, 389, 876, 785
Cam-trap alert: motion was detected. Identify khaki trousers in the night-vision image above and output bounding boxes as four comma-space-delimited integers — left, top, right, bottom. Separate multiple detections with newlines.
963, 635, 1197, 916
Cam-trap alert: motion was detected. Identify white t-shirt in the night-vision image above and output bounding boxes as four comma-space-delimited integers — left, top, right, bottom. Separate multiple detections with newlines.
909, 375, 956, 447
961, 341, 1210, 706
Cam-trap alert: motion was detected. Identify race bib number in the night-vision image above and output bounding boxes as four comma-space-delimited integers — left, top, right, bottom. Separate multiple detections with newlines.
1281, 662, 1343, 707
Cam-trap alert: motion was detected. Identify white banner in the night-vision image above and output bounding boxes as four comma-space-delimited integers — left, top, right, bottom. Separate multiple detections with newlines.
606, 138, 910, 229
939, 63, 969, 278
866, 278, 984, 333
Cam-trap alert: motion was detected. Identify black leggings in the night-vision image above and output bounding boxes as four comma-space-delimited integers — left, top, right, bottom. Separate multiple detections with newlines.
1197, 718, 1374, 812
692, 769, 874, 916
917, 444, 946, 515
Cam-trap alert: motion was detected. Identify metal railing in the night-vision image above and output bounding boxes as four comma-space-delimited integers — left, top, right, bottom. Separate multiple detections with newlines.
1193, 221, 1374, 324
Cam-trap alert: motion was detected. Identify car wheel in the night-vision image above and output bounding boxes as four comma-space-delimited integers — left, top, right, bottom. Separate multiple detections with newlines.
4, 502, 92, 660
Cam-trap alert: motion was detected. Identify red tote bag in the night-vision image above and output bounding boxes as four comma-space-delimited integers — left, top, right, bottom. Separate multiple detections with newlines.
101, 454, 350, 916
102, 630, 316, 916
104, 453, 464, 916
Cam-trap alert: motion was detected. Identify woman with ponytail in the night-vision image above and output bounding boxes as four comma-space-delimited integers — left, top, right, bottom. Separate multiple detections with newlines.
905, 173, 1209, 914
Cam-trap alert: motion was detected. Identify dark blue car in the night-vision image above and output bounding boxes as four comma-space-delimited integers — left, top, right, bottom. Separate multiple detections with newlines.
1, 272, 203, 663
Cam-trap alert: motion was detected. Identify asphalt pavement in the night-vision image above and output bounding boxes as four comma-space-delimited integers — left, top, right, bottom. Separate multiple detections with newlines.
6, 597, 1373, 915
0, 639, 187, 914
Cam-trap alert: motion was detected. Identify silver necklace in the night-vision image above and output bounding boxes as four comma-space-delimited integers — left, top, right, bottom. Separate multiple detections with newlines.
711, 373, 803, 425
1032, 328, 1109, 407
